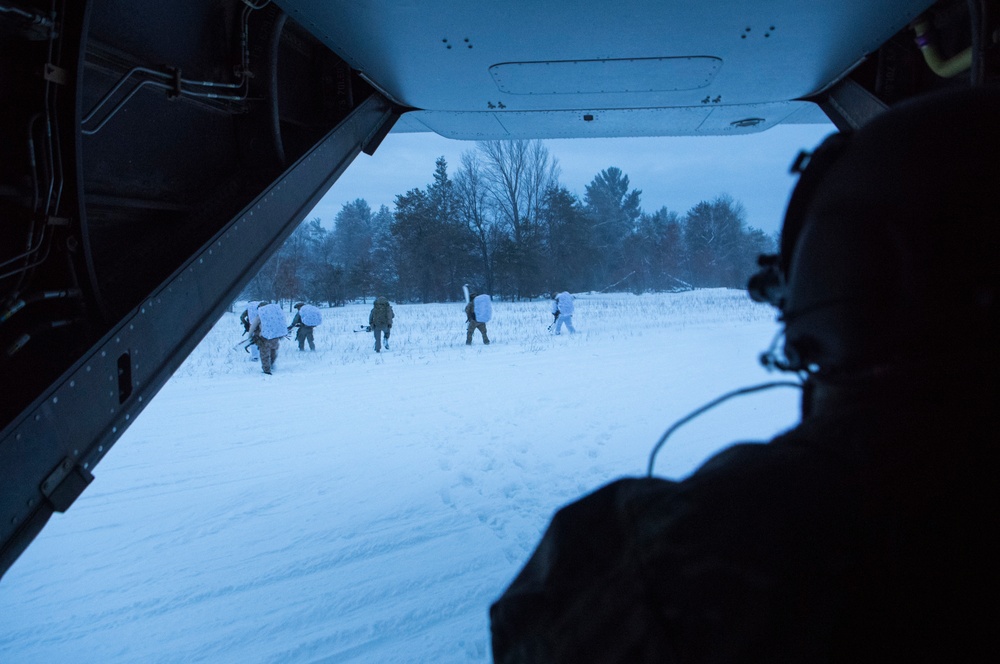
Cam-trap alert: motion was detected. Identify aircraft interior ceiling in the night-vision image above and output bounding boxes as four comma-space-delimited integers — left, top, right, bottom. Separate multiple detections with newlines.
0, 0, 989, 577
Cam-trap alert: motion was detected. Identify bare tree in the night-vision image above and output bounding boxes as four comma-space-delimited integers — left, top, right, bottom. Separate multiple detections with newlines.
455, 150, 496, 293
477, 139, 558, 243
475, 139, 559, 297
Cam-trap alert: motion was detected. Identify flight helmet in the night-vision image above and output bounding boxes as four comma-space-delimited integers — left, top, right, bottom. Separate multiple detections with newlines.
750, 88, 1000, 375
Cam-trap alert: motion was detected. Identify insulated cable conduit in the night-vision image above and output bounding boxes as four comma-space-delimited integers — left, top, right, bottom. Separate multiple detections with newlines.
81, 0, 273, 135
3, 1, 64, 300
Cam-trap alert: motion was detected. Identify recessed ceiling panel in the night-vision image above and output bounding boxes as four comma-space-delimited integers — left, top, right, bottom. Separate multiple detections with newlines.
489, 57, 722, 95
276, 0, 937, 135
401, 100, 828, 139
409, 106, 709, 139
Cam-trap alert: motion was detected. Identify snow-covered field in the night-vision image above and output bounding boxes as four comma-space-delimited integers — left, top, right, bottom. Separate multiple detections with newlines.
0, 290, 801, 663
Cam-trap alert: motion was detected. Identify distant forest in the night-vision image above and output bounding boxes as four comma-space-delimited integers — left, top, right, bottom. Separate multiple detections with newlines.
243, 139, 775, 305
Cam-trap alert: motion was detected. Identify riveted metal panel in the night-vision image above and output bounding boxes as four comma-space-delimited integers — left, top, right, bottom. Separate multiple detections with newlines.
0, 93, 398, 578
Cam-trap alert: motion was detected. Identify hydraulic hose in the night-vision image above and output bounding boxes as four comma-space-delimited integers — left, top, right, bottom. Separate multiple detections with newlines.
912, 19, 972, 78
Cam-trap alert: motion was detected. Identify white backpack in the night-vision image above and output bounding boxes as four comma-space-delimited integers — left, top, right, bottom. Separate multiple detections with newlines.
473, 294, 492, 323
257, 304, 287, 340
299, 304, 322, 327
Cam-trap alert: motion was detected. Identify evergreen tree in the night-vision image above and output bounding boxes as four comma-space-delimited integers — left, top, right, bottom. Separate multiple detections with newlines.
391, 187, 435, 302
427, 157, 477, 300
540, 185, 597, 293
330, 199, 374, 299
682, 194, 748, 287
584, 167, 641, 289
625, 206, 688, 292
391, 158, 479, 302
246, 146, 776, 303
369, 205, 398, 299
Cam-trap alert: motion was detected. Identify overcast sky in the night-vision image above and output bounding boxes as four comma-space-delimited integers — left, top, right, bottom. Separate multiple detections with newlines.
310, 121, 835, 237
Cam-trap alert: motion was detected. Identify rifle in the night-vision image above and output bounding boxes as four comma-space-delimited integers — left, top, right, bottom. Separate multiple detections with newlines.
547, 309, 560, 331
233, 333, 258, 352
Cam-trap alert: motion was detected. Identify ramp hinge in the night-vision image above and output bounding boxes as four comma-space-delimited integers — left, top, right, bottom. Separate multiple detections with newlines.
40, 457, 94, 512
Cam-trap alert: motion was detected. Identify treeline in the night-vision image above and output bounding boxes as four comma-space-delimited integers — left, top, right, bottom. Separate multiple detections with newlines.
244, 139, 775, 304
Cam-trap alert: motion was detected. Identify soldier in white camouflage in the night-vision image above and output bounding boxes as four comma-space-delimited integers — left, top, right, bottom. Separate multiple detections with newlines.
465, 292, 492, 345
240, 301, 261, 361
288, 302, 322, 351
550, 290, 576, 335
248, 301, 286, 374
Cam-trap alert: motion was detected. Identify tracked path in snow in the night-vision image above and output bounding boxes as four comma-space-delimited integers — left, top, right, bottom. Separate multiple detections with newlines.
1, 291, 799, 663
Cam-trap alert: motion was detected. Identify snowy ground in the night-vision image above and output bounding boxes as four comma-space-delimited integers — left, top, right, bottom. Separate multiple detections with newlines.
0, 290, 801, 663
